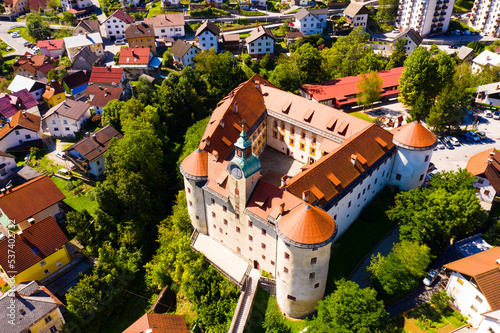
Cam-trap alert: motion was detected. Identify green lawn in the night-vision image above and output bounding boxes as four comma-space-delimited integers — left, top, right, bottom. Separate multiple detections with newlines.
14, 27, 36, 44
51, 176, 98, 216
147, 2, 165, 17
325, 188, 397, 295
453, 0, 473, 12
351, 111, 376, 123
395, 302, 467, 332
248, 288, 309, 333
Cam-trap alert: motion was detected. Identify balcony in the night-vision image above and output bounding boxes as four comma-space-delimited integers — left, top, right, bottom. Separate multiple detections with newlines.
443, 5, 448, 9
438, 22, 444, 26
431, 23, 437, 27
434, 12, 440, 16
441, 11, 446, 15
433, 18, 438, 22
435, 6, 441, 10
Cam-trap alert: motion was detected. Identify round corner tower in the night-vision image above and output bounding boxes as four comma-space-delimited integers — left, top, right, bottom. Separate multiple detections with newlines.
180, 148, 209, 234
390, 121, 437, 191
275, 203, 337, 319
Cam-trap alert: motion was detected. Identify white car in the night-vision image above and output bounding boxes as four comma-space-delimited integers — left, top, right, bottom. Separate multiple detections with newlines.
11, 33, 20, 38
55, 151, 66, 160
447, 136, 460, 146
436, 139, 445, 149
32, 47, 39, 54
485, 110, 493, 118
423, 269, 439, 286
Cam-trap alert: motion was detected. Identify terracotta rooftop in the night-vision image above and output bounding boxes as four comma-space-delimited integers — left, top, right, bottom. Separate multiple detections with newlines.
278, 203, 336, 245
180, 148, 208, 179
42, 80, 65, 100
205, 152, 230, 198
85, 85, 123, 107
144, 13, 185, 28
444, 247, 500, 310
118, 48, 151, 65
122, 313, 189, 333
391, 121, 436, 149
0, 110, 41, 140
89, 66, 124, 84
466, 148, 500, 192
300, 67, 404, 103
0, 216, 68, 274
106, 9, 134, 24
36, 39, 64, 51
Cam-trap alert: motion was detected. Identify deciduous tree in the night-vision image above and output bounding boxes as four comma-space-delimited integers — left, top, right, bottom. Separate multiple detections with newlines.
357, 71, 383, 109
386, 38, 407, 70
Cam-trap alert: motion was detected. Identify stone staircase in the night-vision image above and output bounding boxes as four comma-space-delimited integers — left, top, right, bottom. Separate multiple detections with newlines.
228, 270, 260, 333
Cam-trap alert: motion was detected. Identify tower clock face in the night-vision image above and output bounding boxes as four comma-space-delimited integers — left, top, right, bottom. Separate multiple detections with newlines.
230, 165, 243, 179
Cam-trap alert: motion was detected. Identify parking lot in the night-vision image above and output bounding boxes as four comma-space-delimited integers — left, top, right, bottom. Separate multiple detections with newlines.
431, 113, 500, 172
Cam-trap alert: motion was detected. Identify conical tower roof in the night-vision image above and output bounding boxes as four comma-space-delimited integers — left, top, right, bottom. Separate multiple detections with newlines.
180, 148, 208, 180
391, 121, 436, 150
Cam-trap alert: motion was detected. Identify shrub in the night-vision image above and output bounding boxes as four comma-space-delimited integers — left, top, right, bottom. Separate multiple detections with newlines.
91, 114, 102, 123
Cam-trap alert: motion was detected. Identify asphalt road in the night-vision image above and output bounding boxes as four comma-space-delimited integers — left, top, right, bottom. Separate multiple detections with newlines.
0, 21, 33, 56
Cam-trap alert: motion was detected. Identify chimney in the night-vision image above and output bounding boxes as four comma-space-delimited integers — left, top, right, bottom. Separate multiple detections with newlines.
92, 134, 97, 141
234, 103, 238, 114
85, 132, 90, 138
351, 154, 358, 166
255, 81, 260, 90
0, 188, 5, 195
22, 111, 27, 118
206, 136, 211, 147
280, 203, 285, 215
302, 190, 310, 202
490, 151, 495, 157
219, 120, 224, 128
488, 158, 493, 164
281, 175, 288, 188
6, 185, 12, 192
18, 230, 25, 241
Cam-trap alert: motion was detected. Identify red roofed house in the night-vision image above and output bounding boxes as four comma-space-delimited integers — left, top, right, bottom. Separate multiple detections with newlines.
89, 66, 127, 88
0, 110, 41, 153
0, 89, 40, 120
29, 0, 48, 12
122, 313, 189, 333
118, 48, 152, 79
85, 85, 124, 115
299, 67, 404, 111
36, 39, 65, 58
0, 216, 70, 285
466, 148, 500, 211
103, 10, 135, 41
13, 53, 55, 80
4, 0, 28, 15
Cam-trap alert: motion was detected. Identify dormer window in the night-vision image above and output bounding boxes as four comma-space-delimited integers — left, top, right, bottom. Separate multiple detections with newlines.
234, 103, 238, 113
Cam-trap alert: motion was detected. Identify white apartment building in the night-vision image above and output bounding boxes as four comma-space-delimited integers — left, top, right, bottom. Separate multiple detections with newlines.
103, 10, 135, 40
396, 0, 455, 36
470, 0, 500, 37
295, 8, 328, 35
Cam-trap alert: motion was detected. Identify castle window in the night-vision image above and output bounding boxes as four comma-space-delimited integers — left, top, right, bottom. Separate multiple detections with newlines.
279, 133, 285, 141
248, 221, 253, 227
261, 243, 266, 249
224, 219, 228, 226
287, 295, 296, 301
311, 136, 317, 145
334, 214, 337, 220
289, 138, 295, 146
425, 155, 429, 162
382, 171, 385, 177
236, 226, 240, 233
212, 212, 216, 218
189, 201, 193, 206
312, 248, 318, 251
219, 228, 223, 233
249, 235, 253, 241
223, 205, 227, 212
310, 147, 316, 155
262, 255, 266, 260
311, 257, 317, 265
358, 193, 360, 199
235, 188, 239, 196
273, 120, 278, 128
309, 272, 316, 279
478, 178, 484, 184
187, 188, 191, 194
196, 215, 199, 220
262, 228, 267, 236
281, 122, 285, 130
396, 174, 402, 181
368, 184, 371, 190
285, 252, 290, 260
273, 130, 278, 139
271, 260, 275, 265
300, 142, 305, 151
348, 201, 351, 207
236, 211, 240, 220
213, 224, 216, 228
237, 247, 241, 253
211, 198, 215, 204
249, 246, 253, 251
301, 132, 306, 139
314, 283, 320, 289
374, 178, 378, 184
284, 267, 289, 274
363, 189, 366, 195
290, 127, 295, 135
419, 174, 424, 181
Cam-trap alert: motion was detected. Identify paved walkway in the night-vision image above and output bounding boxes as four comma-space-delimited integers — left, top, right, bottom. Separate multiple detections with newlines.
350, 226, 400, 288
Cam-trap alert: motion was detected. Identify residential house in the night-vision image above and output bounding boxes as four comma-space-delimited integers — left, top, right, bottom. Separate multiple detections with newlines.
295, 8, 328, 35
476, 82, 500, 107
0, 175, 64, 232
222, 34, 241, 53
13, 53, 55, 80
444, 247, 500, 328
64, 125, 123, 178
0, 89, 40, 119
343, 2, 370, 32
89, 66, 127, 88
29, 0, 48, 12
71, 46, 102, 71
472, 50, 500, 73
0, 281, 66, 333
245, 26, 275, 58
299, 67, 404, 110
251, 0, 266, 8
122, 313, 189, 333
495, 46, 500, 55
169, 40, 200, 68
284, 0, 308, 7
62, 70, 89, 99
478, 310, 500, 333
103, 9, 135, 40
161, 0, 180, 7
396, 0, 455, 37
0, 111, 41, 153
72, 19, 101, 36
125, 22, 157, 55
195, 20, 220, 52
43, 80, 66, 107
457, 46, 475, 63
42, 99, 91, 138
145, 13, 185, 39
0, 151, 16, 180
121, 0, 140, 7
61, 0, 92, 11
4, 0, 28, 15
85, 85, 123, 114
118, 47, 153, 79
285, 31, 304, 46
8, 76, 45, 101
36, 38, 65, 58
0, 216, 70, 285
466, 148, 500, 211
393, 29, 422, 55
63, 32, 104, 62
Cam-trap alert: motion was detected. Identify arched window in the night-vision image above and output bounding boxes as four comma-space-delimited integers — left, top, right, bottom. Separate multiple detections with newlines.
235, 188, 239, 196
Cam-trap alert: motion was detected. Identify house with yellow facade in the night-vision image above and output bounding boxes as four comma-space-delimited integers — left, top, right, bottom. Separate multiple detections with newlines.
63, 32, 104, 62
43, 80, 66, 107
0, 280, 66, 333
0, 215, 70, 285
125, 22, 157, 55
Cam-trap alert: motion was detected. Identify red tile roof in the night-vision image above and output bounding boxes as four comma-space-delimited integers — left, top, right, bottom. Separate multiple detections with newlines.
85, 85, 123, 107
466, 148, 500, 192
144, 13, 185, 28
300, 67, 404, 103
118, 48, 151, 65
0, 175, 65, 224
37, 39, 65, 51
107, 9, 134, 24
89, 66, 124, 84
278, 203, 336, 245
122, 313, 189, 333
0, 110, 41, 140
391, 121, 436, 149
0, 216, 68, 274
180, 148, 208, 179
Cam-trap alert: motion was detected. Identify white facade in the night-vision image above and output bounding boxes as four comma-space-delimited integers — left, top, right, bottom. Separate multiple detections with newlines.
346, 13, 369, 32
396, 0, 455, 37
446, 271, 492, 328
161, 0, 180, 7
473, 176, 496, 204
44, 111, 91, 138
153, 25, 185, 39
185, 176, 209, 235
390, 146, 433, 191
61, 0, 91, 10
197, 30, 219, 52
470, 0, 500, 37
472, 50, 500, 73
247, 35, 274, 56
478, 314, 500, 333
104, 16, 129, 40
0, 128, 40, 152
121, 0, 140, 6
172, 45, 199, 67
476, 81, 500, 106
297, 13, 324, 35
0, 155, 17, 180
39, 48, 65, 59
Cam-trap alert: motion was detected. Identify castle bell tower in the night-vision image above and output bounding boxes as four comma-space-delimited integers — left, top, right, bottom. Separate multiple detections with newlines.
227, 122, 262, 205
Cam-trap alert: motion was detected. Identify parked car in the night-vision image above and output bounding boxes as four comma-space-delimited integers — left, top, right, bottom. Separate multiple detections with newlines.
55, 151, 66, 160
468, 130, 481, 142
392, 29, 400, 33
459, 133, 472, 142
447, 136, 460, 146
423, 269, 439, 286
11, 32, 20, 38
455, 30, 461, 35
115, 38, 126, 45
442, 137, 454, 149
427, 169, 439, 180
477, 131, 487, 139
436, 138, 445, 149
5, 47, 12, 51
485, 110, 493, 117
23, 41, 30, 46
464, 30, 471, 35
32, 47, 39, 54
427, 162, 436, 173
494, 111, 500, 120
